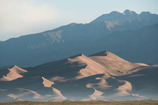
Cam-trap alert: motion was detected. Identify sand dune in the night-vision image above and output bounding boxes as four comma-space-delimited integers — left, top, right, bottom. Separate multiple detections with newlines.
42, 77, 55, 87
86, 74, 111, 90
50, 76, 68, 82
89, 89, 104, 100
112, 80, 132, 96
67, 54, 108, 79
0, 51, 157, 102
0, 65, 27, 81
7, 88, 53, 100
0, 89, 7, 91
8, 92, 31, 99
131, 94, 144, 98
89, 51, 148, 76
52, 87, 67, 101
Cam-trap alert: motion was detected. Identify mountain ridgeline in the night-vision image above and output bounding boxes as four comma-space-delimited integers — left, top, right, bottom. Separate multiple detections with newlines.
0, 9, 158, 67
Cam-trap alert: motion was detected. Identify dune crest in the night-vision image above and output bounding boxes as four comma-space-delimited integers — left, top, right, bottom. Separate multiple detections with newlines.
89, 89, 104, 100
0, 65, 27, 81
52, 87, 67, 101
131, 94, 144, 98
42, 77, 55, 87
86, 74, 111, 90
0, 51, 157, 101
89, 51, 148, 76
50, 76, 68, 82
112, 80, 132, 96
8, 88, 53, 100
8, 92, 31, 99
67, 54, 109, 79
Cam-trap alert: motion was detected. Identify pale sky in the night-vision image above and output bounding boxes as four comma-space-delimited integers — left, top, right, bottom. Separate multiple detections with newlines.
0, 0, 158, 41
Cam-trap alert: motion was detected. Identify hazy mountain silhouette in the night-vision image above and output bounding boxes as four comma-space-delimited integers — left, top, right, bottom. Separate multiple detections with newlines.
0, 9, 158, 67
91, 9, 157, 23
0, 51, 157, 102
90, 23, 158, 64
90, 9, 158, 32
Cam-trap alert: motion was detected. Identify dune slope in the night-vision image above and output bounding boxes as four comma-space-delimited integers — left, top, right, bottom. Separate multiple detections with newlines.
0, 51, 157, 102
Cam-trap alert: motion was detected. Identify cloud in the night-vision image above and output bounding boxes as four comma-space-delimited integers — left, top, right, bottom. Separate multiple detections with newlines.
0, 0, 59, 41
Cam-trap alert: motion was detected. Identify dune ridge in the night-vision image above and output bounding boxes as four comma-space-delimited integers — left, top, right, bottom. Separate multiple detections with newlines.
0, 51, 157, 102
0, 65, 27, 81
42, 77, 55, 87
52, 87, 67, 101
89, 51, 149, 76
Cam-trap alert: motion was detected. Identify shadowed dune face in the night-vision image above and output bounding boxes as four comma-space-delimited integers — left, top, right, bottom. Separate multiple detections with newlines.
0, 51, 157, 102
66, 54, 109, 79
52, 87, 67, 101
112, 80, 132, 96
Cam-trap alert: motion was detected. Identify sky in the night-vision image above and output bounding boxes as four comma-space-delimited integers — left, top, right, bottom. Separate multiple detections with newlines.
0, 0, 158, 41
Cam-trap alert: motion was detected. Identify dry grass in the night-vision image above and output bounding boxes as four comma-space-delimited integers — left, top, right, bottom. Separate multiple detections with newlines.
0, 101, 158, 105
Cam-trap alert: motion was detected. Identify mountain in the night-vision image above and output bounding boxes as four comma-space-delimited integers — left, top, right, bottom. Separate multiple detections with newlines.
90, 9, 158, 31
90, 23, 158, 64
91, 10, 138, 22
91, 9, 158, 22
0, 51, 157, 102
0, 9, 158, 67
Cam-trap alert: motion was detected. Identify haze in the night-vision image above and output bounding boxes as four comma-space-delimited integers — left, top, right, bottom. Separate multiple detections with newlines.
0, 0, 158, 41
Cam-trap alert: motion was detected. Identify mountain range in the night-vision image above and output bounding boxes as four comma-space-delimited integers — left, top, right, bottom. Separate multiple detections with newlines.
0, 9, 158, 68
0, 51, 158, 102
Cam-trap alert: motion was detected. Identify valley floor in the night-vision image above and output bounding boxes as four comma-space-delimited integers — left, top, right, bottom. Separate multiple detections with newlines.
0, 101, 158, 105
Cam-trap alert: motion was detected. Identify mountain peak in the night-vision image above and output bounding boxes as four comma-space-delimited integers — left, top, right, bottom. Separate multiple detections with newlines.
90, 9, 139, 23
109, 11, 121, 14
139, 11, 151, 16
123, 9, 138, 16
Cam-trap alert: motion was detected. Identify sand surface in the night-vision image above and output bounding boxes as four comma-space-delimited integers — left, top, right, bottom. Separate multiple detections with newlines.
0, 51, 157, 102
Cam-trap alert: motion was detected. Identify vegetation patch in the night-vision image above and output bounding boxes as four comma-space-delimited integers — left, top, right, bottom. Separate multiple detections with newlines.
0, 101, 158, 105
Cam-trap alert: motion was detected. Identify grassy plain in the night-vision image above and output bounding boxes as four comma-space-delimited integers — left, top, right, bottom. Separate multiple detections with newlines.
0, 101, 158, 105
